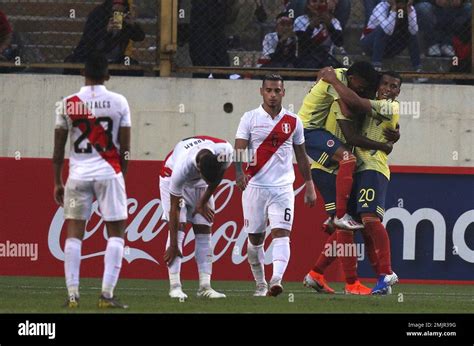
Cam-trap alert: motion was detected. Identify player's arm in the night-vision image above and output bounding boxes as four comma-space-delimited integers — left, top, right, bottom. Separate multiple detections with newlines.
194, 182, 220, 223
164, 193, 183, 266
52, 128, 68, 206
338, 119, 393, 155
319, 67, 372, 114
119, 127, 131, 178
234, 138, 249, 191
293, 143, 316, 207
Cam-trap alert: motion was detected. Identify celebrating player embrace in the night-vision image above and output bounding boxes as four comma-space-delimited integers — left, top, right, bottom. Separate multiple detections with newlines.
235, 74, 316, 297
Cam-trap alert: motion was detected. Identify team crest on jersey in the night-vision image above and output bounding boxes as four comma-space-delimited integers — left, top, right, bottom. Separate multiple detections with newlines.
281, 122, 292, 134
327, 139, 335, 148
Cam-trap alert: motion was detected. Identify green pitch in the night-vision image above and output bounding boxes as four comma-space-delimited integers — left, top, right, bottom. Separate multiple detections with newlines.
0, 276, 472, 313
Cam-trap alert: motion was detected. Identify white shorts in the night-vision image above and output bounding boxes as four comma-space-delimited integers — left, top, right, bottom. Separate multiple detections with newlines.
159, 179, 214, 226
242, 185, 295, 234
63, 175, 128, 222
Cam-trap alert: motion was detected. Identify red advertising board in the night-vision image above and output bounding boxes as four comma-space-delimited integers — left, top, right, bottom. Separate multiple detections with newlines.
0, 158, 343, 282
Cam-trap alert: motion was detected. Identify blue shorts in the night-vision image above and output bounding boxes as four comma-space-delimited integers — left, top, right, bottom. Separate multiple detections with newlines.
304, 128, 344, 168
350, 170, 388, 220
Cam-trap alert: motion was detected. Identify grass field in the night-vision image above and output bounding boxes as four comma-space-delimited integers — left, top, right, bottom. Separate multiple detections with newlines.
0, 276, 473, 313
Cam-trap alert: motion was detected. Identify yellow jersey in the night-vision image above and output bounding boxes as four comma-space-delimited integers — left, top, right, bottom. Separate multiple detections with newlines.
298, 68, 348, 130
356, 99, 400, 179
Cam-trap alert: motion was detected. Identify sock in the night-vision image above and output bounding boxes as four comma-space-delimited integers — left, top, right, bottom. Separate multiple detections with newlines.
101, 237, 125, 298
313, 231, 338, 274
65, 238, 82, 298
336, 157, 356, 218
336, 229, 358, 285
361, 228, 380, 276
363, 216, 392, 275
195, 233, 212, 289
271, 237, 290, 284
247, 241, 266, 286
166, 230, 185, 288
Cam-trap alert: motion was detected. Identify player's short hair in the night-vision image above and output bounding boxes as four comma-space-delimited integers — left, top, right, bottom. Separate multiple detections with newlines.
347, 61, 379, 90
382, 70, 403, 87
199, 151, 226, 184
85, 52, 109, 81
262, 74, 284, 87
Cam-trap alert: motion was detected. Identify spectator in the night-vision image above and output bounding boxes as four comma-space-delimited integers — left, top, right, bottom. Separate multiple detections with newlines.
258, 12, 297, 67
288, 0, 351, 29
65, 0, 145, 64
450, 16, 472, 84
416, 0, 471, 57
294, 0, 344, 68
0, 10, 13, 61
189, 0, 238, 78
360, 0, 422, 72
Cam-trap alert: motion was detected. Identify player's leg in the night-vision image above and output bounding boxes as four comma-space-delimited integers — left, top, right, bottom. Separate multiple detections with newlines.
94, 175, 129, 308
304, 129, 361, 230
304, 169, 337, 294
243, 186, 269, 296
331, 146, 362, 230
62, 179, 94, 307
356, 171, 398, 294
160, 179, 188, 299
189, 187, 225, 298
266, 185, 295, 297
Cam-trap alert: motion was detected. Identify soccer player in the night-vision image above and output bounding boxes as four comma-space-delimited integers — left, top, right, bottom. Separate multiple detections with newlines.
235, 74, 317, 297
53, 52, 131, 309
306, 69, 401, 295
161, 136, 233, 299
298, 61, 380, 230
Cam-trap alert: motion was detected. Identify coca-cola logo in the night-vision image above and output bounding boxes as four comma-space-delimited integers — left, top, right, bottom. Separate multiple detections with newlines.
48, 180, 305, 266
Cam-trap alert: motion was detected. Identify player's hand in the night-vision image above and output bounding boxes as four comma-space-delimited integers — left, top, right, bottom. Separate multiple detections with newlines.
304, 181, 317, 207
236, 173, 249, 191
164, 246, 183, 266
319, 66, 337, 84
382, 142, 394, 155
54, 184, 64, 207
383, 127, 400, 143
193, 203, 215, 222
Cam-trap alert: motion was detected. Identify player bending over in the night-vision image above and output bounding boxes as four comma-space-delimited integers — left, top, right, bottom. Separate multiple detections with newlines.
160, 136, 233, 299
53, 52, 131, 309
298, 61, 380, 230
235, 74, 316, 297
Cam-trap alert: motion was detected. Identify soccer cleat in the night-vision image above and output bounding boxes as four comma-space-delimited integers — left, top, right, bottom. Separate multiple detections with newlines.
334, 214, 364, 230
372, 272, 399, 295
344, 280, 372, 295
63, 294, 79, 308
303, 272, 335, 294
196, 287, 226, 299
253, 283, 268, 297
169, 286, 188, 300
267, 280, 283, 297
98, 295, 129, 309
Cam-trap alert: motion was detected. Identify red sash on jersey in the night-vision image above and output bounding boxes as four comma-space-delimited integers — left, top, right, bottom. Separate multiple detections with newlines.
66, 95, 121, 173
159, 136, 227, 178
246, 114, 297, 179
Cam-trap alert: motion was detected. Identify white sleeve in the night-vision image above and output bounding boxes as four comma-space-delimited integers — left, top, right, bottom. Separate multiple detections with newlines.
168, 157, 189, 196
215, 142, 234, 169
120, 96, 132, 127
293, 117, 305, 146
373, 3, 396, 36
55, 99, 68, 129
408, 7, 418, 35
330, 18, 342, 31
294, 15, 308, 32
235, 113, 251, 140
262, 33, 277, 57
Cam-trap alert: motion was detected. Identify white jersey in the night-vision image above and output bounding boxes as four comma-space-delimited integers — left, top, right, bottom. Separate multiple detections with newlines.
55, 85, 131, 181
236, 105, 304, 188
160, 136, 233, 196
